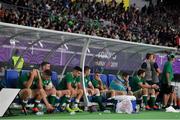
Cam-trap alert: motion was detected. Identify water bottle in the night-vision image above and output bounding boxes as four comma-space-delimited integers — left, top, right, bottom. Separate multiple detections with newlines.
103, 110, 111, 113
36, 111, 44, 116
136, 105, 140, 112
140, 103, 145, 111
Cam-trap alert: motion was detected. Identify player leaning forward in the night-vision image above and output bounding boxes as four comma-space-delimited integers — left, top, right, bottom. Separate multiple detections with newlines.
18, 69, 54, 113
131, 69, 159, 110
57, 66, 83, 112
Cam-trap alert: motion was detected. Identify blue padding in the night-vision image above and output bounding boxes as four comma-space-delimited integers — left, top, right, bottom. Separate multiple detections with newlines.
107, 74, 117, 87
100, 74, 108, 87
20, 70, 30, 77
51, 71, 59, 88
89, 73, 94, 80
5, 69, 19, 88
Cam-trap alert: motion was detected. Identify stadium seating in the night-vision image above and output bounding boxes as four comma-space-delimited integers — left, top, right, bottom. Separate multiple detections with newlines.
5, 69, 60, 89
5, 69, 19, 88
89, 73, 94, 81
100, 74, 108, 87
107, 74, 117, 87
51, 71, 59, 88
20, 70, 30, 77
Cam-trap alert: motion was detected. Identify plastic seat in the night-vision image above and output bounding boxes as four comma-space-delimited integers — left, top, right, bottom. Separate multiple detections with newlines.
100, 74, 108, 87
51, 71, 59, 88
5, 69, 19, 88
20, 70, 30, 77
107, 74, 117, 87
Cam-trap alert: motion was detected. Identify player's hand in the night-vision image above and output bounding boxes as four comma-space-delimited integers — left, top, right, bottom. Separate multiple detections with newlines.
31, 69, 38, 77
152, 84, 158, 89
156, 85, 160, 89
88, 89, 94, 96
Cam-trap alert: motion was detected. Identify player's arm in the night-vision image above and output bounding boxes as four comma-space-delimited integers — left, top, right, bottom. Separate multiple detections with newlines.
67, 82, 74, 90
77, 82, 82, 89
98, 80, 104, 90
138, 82, 153, 89
95, 77, 103, 90
139, 82, 158, 89
23, 69, 36, 88
37, 70, 43, 89
88, 81, 94, 89
124, 80, 129, 87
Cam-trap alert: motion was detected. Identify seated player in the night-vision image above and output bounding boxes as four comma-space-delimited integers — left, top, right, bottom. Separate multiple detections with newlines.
110, 72, 133, 95
40, 69, 57, 107
18, 69, 54, 113
92, 72, 116, 99
84, 66, 107, 111
84, 66, 100, 97
40, 62, 71, 108
57, 66, 83, 112
131, 69, 159, 110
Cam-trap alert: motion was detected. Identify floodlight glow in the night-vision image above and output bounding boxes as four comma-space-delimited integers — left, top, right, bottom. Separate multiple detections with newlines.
87, 48, 90, 53
64, 44, 68, 50
38, 41, 43, 48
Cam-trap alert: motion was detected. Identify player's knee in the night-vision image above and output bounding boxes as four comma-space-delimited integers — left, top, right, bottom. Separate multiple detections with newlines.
39, 88, 46, 95
122, 91, 127, 95
78, 89, 83, 95
71, 89, 76, 95
20, 89, 32, 99
67, 90, 71, 95
57, 91, 62, 97
142, 88, 148, 94
151, 89, 155, 95
24, 89, 32, 96
128, 91, 133, 95
95, 88, 100, 93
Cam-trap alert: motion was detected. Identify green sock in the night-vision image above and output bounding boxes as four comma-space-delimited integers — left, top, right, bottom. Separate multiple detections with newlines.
93, 96, 105, 111
49, 95, 56, 106
150, 96, 156, 107
143, 95, 148, 106
60, 96, 67, 106
34, 100, 40, 108
66, 97, 71, 108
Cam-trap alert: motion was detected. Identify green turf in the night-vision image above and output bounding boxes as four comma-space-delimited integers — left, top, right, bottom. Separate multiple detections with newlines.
2, 111, 180, 119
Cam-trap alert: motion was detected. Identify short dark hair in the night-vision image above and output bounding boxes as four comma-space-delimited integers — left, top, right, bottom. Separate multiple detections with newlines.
41, 61, 50, 67
84, 66, 90, 72
14, 49, 19, 55
44, 69, 52, 76
95, 71, 100, 74
122, 72, 129, 77
137, 69, 145, 76
146, 53, 153, 59
73, 66, 82, 72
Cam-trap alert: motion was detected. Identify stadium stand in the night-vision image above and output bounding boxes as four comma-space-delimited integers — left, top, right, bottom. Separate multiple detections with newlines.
0, 0, 179, 47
